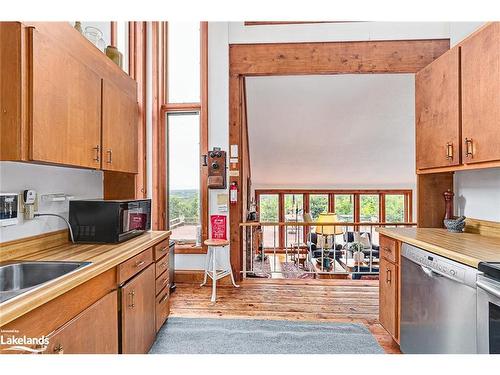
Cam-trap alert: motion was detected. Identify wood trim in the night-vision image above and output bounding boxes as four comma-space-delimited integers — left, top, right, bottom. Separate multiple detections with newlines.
174, 270, 233, 285
465, 218, 500, 239
152, 22, 167, 230
0, 229, 68, 256
200, 22, 209, 249
110, 22, 117, 46
162, 103, 201, 112
244, 21, 347, 26
174, 246, 207, 254
229, 39, 450, 76
256, 188, 413, 195
417, 160, 500, 174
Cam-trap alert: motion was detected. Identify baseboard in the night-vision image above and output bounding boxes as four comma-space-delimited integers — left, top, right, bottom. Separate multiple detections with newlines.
174, 270, 233, 285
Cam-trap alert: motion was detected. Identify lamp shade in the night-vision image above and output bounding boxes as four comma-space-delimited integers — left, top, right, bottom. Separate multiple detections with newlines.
315, 213, 343, 235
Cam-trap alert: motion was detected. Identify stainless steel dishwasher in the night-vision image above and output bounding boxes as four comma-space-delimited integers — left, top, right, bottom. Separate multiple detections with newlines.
400, 243, 479, 354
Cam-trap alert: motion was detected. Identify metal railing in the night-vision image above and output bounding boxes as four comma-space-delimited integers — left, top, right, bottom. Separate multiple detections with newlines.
240, 221, 416, 279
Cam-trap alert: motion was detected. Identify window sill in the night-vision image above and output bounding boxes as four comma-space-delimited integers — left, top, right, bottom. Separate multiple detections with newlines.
174, 243, 207, 254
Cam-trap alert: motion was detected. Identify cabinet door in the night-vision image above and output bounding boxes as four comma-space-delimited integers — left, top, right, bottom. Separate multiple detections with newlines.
461, 23, 500, 164
415, 47, 460, 170
102, 79, 138, 173
30, 28, 102, 169
121, 264, 156, 354
46, 291, 118, 354
379, 258, 398, 340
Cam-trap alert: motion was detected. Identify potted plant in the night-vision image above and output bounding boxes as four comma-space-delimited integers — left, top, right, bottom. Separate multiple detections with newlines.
349, 242, 365, 263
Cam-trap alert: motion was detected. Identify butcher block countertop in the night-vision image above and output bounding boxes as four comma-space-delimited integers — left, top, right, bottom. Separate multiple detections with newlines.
377, 227, 500, 268
0, 230, 171, 326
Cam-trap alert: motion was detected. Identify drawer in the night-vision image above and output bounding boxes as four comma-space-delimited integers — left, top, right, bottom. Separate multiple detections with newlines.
154, 239, 170, 261
155, 286, 170, 332
118, 248, 154, 284
379, 235, 398, 263
155, 253, 169, 278
155, 271, 170, 295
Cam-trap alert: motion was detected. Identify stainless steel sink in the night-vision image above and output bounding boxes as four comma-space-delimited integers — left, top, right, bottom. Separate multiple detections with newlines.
0, 261, 92, 304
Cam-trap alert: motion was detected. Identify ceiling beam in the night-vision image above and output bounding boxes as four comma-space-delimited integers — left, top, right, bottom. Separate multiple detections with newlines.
229, 39, 450, 76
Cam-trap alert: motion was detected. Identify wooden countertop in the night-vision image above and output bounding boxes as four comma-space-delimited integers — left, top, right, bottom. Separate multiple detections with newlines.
0, 231, 171, 326
377, 227, 500, 268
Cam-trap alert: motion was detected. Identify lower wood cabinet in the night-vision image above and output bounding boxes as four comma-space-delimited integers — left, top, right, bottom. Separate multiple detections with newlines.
120, 263, 156, 354
46, 290, 118, 354
379, 234, 400, 343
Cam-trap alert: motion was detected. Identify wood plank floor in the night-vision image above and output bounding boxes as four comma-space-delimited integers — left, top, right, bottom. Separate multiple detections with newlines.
170, 278, 400, 354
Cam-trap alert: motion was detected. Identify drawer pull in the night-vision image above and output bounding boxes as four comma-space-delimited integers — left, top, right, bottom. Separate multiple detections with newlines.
135, 260, 145, 268
106, 149, 113, 163
159, 247, 168, 253
383, 246, 392, 253
128, 291, 136, 308
160, 294, 169, 304
160, 261, 168, 268
92, 145, 100, 162
161, 277, 168, 286
386, 269, 392, 284
53, 344, 64, 354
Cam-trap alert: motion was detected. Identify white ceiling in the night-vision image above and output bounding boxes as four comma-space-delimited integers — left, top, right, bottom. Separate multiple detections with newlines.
246, 74, 416, 190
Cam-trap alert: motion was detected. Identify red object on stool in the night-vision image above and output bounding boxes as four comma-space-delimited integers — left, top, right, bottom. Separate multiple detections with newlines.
210, 215, 227, 240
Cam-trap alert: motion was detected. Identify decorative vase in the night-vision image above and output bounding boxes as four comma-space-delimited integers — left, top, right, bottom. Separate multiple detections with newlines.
105, 45, 123, 68
353, 251, 364, 263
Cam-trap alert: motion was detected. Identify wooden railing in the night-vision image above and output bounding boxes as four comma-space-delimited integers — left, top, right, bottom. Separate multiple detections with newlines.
239, 221, 416, 279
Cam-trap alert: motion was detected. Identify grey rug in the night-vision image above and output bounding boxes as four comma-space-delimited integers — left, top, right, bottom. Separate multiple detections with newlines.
149, 317, 384, 354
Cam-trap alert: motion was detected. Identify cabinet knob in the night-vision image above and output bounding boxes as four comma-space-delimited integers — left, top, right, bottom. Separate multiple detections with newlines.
465, 138, 473, 158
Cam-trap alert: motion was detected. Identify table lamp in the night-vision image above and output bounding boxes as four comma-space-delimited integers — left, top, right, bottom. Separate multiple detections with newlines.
315, 213, 343, 251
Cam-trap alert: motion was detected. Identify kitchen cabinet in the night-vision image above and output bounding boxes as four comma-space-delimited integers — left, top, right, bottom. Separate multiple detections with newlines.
379, 234, 400, 342
0, 22, 138, 173
30, 28, 102, 169
461, 22, 500, 164
46, 290, 118, 354
102, 79, 139, 173
120, 263, 156, 354
415, 46, 460, 170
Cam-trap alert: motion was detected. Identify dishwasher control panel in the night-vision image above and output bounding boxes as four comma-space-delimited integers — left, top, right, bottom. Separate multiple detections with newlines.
402, 243, 478, 287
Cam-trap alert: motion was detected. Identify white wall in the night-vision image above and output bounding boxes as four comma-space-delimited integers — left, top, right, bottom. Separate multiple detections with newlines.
0, 162, 103, 242
246, 74, 416, 190
454, 168, 500, 222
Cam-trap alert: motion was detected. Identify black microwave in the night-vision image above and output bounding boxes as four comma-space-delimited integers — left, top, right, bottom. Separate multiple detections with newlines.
69, 199, 151, 243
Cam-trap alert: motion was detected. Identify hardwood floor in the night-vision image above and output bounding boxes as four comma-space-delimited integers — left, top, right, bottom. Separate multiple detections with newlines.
170, 278, 400, 354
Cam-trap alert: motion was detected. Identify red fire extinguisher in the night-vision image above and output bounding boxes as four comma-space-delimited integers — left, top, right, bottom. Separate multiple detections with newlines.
230, 181, 238, 205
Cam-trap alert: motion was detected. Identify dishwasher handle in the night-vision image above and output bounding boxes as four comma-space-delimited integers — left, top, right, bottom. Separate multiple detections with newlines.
477, 279, 500, 299
420, 265, 443, 278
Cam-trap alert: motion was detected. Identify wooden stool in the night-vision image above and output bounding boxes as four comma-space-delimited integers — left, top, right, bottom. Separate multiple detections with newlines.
201, 239, 239, 302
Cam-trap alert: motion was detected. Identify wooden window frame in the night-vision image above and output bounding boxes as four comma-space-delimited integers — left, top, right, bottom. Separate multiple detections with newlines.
256, 189, 413, 249
152, 22, 208, 253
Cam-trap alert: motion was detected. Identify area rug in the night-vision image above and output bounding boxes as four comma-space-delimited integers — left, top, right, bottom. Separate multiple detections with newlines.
149, 317, 384, 354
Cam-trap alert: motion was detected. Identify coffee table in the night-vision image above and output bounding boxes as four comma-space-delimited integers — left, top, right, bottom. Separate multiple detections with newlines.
309, 257, 349, 279
338, 257, 379, 279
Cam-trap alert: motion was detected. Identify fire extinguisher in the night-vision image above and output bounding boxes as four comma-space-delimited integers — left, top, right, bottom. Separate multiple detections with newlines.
230, 181, 238, 205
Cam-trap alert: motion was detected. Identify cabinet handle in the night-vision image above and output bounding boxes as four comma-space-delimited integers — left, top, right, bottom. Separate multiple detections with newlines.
161, 277, 168, 286
160, 293, 169, 304
106, 149, 113, 163
386, 269, 392, 284
465, 138, 473, 158
92, 145, 100, 162
161, 261, 168, 268
446, 142, 453, 160
53, 344, 64, 354
135, 260, 145, 268
383, 246, 392, 253
128, 290, 135, 308
159, 247, 168, 253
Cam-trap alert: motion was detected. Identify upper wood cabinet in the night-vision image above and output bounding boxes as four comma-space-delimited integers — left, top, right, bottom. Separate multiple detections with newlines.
30, 28, 102, 168
102, 80, 138, 173
415, 46, 460, 170
461, 22, 500, 164
0, 22, 138, 172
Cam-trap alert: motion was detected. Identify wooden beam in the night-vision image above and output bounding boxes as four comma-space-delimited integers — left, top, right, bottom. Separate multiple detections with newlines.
229, 39, 450, 75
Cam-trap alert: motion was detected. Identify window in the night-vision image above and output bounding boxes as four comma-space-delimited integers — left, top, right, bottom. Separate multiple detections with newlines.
334, 194, 354, 222
167, 22, 201, 103
162, 22, 207, 247
309, 194, 328, 221
259, 194, 279, 248
284, 194, 304, 247
167, 113, 200, 243
385, 194, 405, 223
360, 194, 380, 222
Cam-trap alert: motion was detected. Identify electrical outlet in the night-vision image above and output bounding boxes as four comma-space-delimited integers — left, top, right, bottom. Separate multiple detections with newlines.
20, 190, 38, 220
